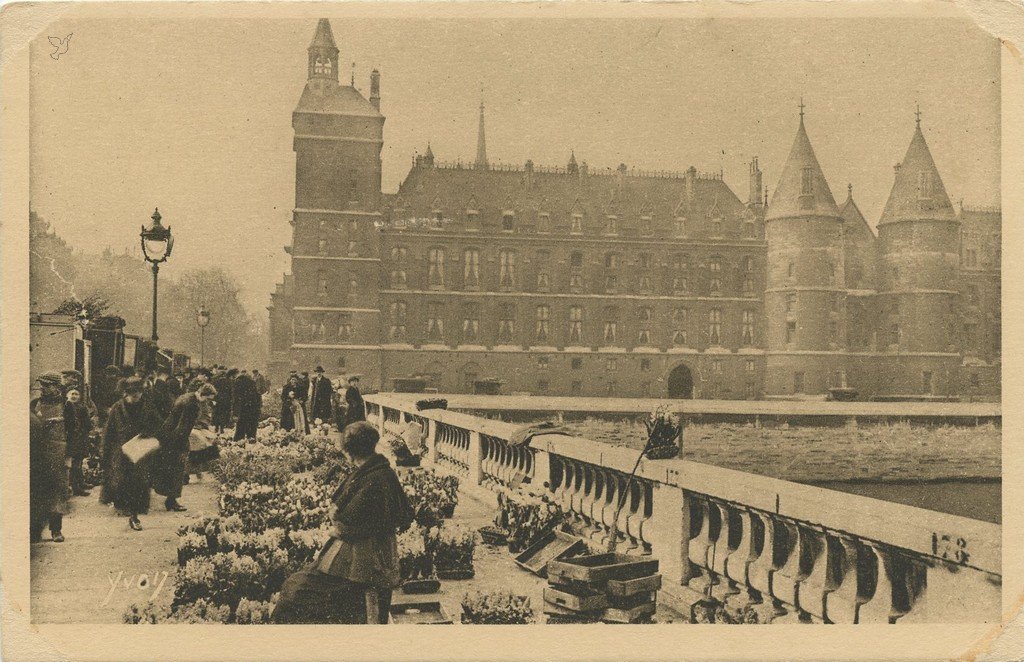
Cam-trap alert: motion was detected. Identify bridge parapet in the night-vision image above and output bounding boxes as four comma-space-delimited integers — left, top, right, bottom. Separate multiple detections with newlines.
365, 394, 1001, 623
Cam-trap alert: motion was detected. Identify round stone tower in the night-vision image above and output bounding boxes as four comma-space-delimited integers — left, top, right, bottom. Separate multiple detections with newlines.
874, 113, 961, 397
764, 106, 847, 397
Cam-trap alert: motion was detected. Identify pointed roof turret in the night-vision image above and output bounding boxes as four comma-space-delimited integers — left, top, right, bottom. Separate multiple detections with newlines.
766, 103, 840, 221
567, 150, 578, 175
297, 19, 382, 118
878, 113, 955, 225
310, 18, 338, 51
474, 101, 488, 170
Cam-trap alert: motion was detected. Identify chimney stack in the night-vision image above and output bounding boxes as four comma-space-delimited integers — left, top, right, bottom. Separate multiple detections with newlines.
370, 69, 381, 111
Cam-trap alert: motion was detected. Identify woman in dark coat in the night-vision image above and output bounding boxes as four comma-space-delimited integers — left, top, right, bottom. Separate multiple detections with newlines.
151, 384, 217, 511
231, 372, 262, 441
342, 376, 366, 430
63, 387, 93, 496
212, 370, 235, 434
102, 377, 161, 530
280, 375, 309, 434
272, 422, 414, 624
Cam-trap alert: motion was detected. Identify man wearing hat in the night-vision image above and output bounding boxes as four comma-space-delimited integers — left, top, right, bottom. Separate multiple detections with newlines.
309, 366, 334, 425
30, 373, 72, 542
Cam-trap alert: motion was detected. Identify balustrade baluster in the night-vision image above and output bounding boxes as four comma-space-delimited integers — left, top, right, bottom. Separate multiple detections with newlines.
793, 527, 834, 622
822, 535, 871, 624
770, 521, 819, 622
858, 544, 926, 624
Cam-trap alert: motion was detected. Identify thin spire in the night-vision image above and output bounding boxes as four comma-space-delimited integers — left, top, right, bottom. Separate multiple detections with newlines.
798, 97, 805, 122
475, 100, 488, 170
847, 182, 853, 199
350, 62, 355, 86
915, 103, 922, 129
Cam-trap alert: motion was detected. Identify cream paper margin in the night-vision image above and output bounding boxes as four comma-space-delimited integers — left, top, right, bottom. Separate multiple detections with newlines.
1, 1, 1021, 660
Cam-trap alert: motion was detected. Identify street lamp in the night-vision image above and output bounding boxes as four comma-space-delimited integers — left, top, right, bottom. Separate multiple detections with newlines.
197, 306, 211, 366
140, 208, 174, 341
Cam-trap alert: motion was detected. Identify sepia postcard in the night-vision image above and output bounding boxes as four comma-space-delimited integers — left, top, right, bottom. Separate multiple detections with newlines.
2, 1, 1024, 660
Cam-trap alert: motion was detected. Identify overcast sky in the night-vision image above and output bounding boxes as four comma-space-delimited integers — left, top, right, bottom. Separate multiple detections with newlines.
30, 16, 1000, 313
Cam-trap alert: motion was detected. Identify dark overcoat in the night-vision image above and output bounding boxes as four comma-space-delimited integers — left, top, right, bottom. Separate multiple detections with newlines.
63, 400, 92, 459
342, 387, 366, 429
309, 375, 334, 423
151, 393, 202, 499
100, 395, 160, 513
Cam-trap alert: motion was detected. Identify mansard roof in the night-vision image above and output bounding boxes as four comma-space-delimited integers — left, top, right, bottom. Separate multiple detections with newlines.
878, 123, 956, 225
295, 82, 382, 118
766, 115, 840, 221
389, 162, 747, 222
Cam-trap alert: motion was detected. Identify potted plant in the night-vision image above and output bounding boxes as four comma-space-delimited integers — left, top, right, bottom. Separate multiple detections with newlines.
460, 591, 534, 624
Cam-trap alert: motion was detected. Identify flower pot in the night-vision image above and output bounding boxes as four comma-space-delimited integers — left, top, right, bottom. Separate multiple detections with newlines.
435, 564, 474, 581
478, 525, 509, 546
401, 578, 441, 594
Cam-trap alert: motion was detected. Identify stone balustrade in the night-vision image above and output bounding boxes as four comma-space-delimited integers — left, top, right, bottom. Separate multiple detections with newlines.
366, 393, 1001, 624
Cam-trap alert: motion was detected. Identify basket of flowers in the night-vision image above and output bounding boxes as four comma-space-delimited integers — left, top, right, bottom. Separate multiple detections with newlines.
429, 522, 476, 580
460, 591, 534, 624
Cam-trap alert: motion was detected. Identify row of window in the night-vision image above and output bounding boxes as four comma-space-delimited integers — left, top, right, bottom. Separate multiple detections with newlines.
384, 247, 758, 294
386, 302, 756, 346
395, 210, 760, 239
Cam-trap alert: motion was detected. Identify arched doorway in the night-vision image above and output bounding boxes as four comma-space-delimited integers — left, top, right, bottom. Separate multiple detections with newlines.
667, 363, 694, 399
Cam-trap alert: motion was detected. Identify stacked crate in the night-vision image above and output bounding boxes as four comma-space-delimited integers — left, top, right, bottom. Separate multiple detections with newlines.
543, 553, 661, 624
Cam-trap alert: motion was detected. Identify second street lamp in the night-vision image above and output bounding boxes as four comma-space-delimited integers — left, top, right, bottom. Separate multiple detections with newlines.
140, 208, 174, 342
197, 306, 211, 367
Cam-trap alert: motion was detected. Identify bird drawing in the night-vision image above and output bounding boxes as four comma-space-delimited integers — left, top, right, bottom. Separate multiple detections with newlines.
48, 33, 72, 60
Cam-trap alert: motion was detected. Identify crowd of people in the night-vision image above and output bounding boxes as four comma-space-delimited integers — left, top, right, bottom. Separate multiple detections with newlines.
279, 366, 366, 435
28, 364, 270, 540
30, 362, 410, 625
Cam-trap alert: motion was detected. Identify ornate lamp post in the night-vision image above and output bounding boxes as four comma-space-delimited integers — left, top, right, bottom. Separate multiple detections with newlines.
197, 306, 211, 366
140, 208, 174, 341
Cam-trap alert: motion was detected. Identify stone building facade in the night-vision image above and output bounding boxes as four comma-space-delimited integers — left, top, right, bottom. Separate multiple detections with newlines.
268, 20, 1001, 401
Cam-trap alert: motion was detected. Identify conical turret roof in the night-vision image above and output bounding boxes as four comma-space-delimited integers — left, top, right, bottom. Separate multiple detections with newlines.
766, 113, 840, 221
878, 122, 955, 225
309, 18, 338, 52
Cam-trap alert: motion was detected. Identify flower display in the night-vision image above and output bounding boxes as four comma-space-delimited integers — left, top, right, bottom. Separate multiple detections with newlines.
401, 469, 460, 526
234, 597, 278, 625
495, 487, 565, 553
428, 522, 476, 575
460, 591, 534, 625
397, 523, 431, 580
132, 424, 470, 625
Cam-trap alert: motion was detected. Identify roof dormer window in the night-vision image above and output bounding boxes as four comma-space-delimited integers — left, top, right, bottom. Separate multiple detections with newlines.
918, 172, 933, 199
801, 167, 815, 196
502, 211, 515, 232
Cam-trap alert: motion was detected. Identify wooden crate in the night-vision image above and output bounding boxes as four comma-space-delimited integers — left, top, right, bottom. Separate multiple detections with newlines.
543, 585, 608, 612
389, 601, 453, 625
547, 553, 659, 587
606, 574, 662, 598
543, 601, 603, 624
514, 530, 586, 577
602, 601, 657, 624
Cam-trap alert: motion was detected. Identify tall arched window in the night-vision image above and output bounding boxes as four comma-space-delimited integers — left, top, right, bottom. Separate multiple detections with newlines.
389, 246, 408, 289
463, 248, 480, 288
389, 301, 407, 340
568, 306, 584, 343
428, 248, 445, 288
499, 250, 517, 288
316, 271, 328, 299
